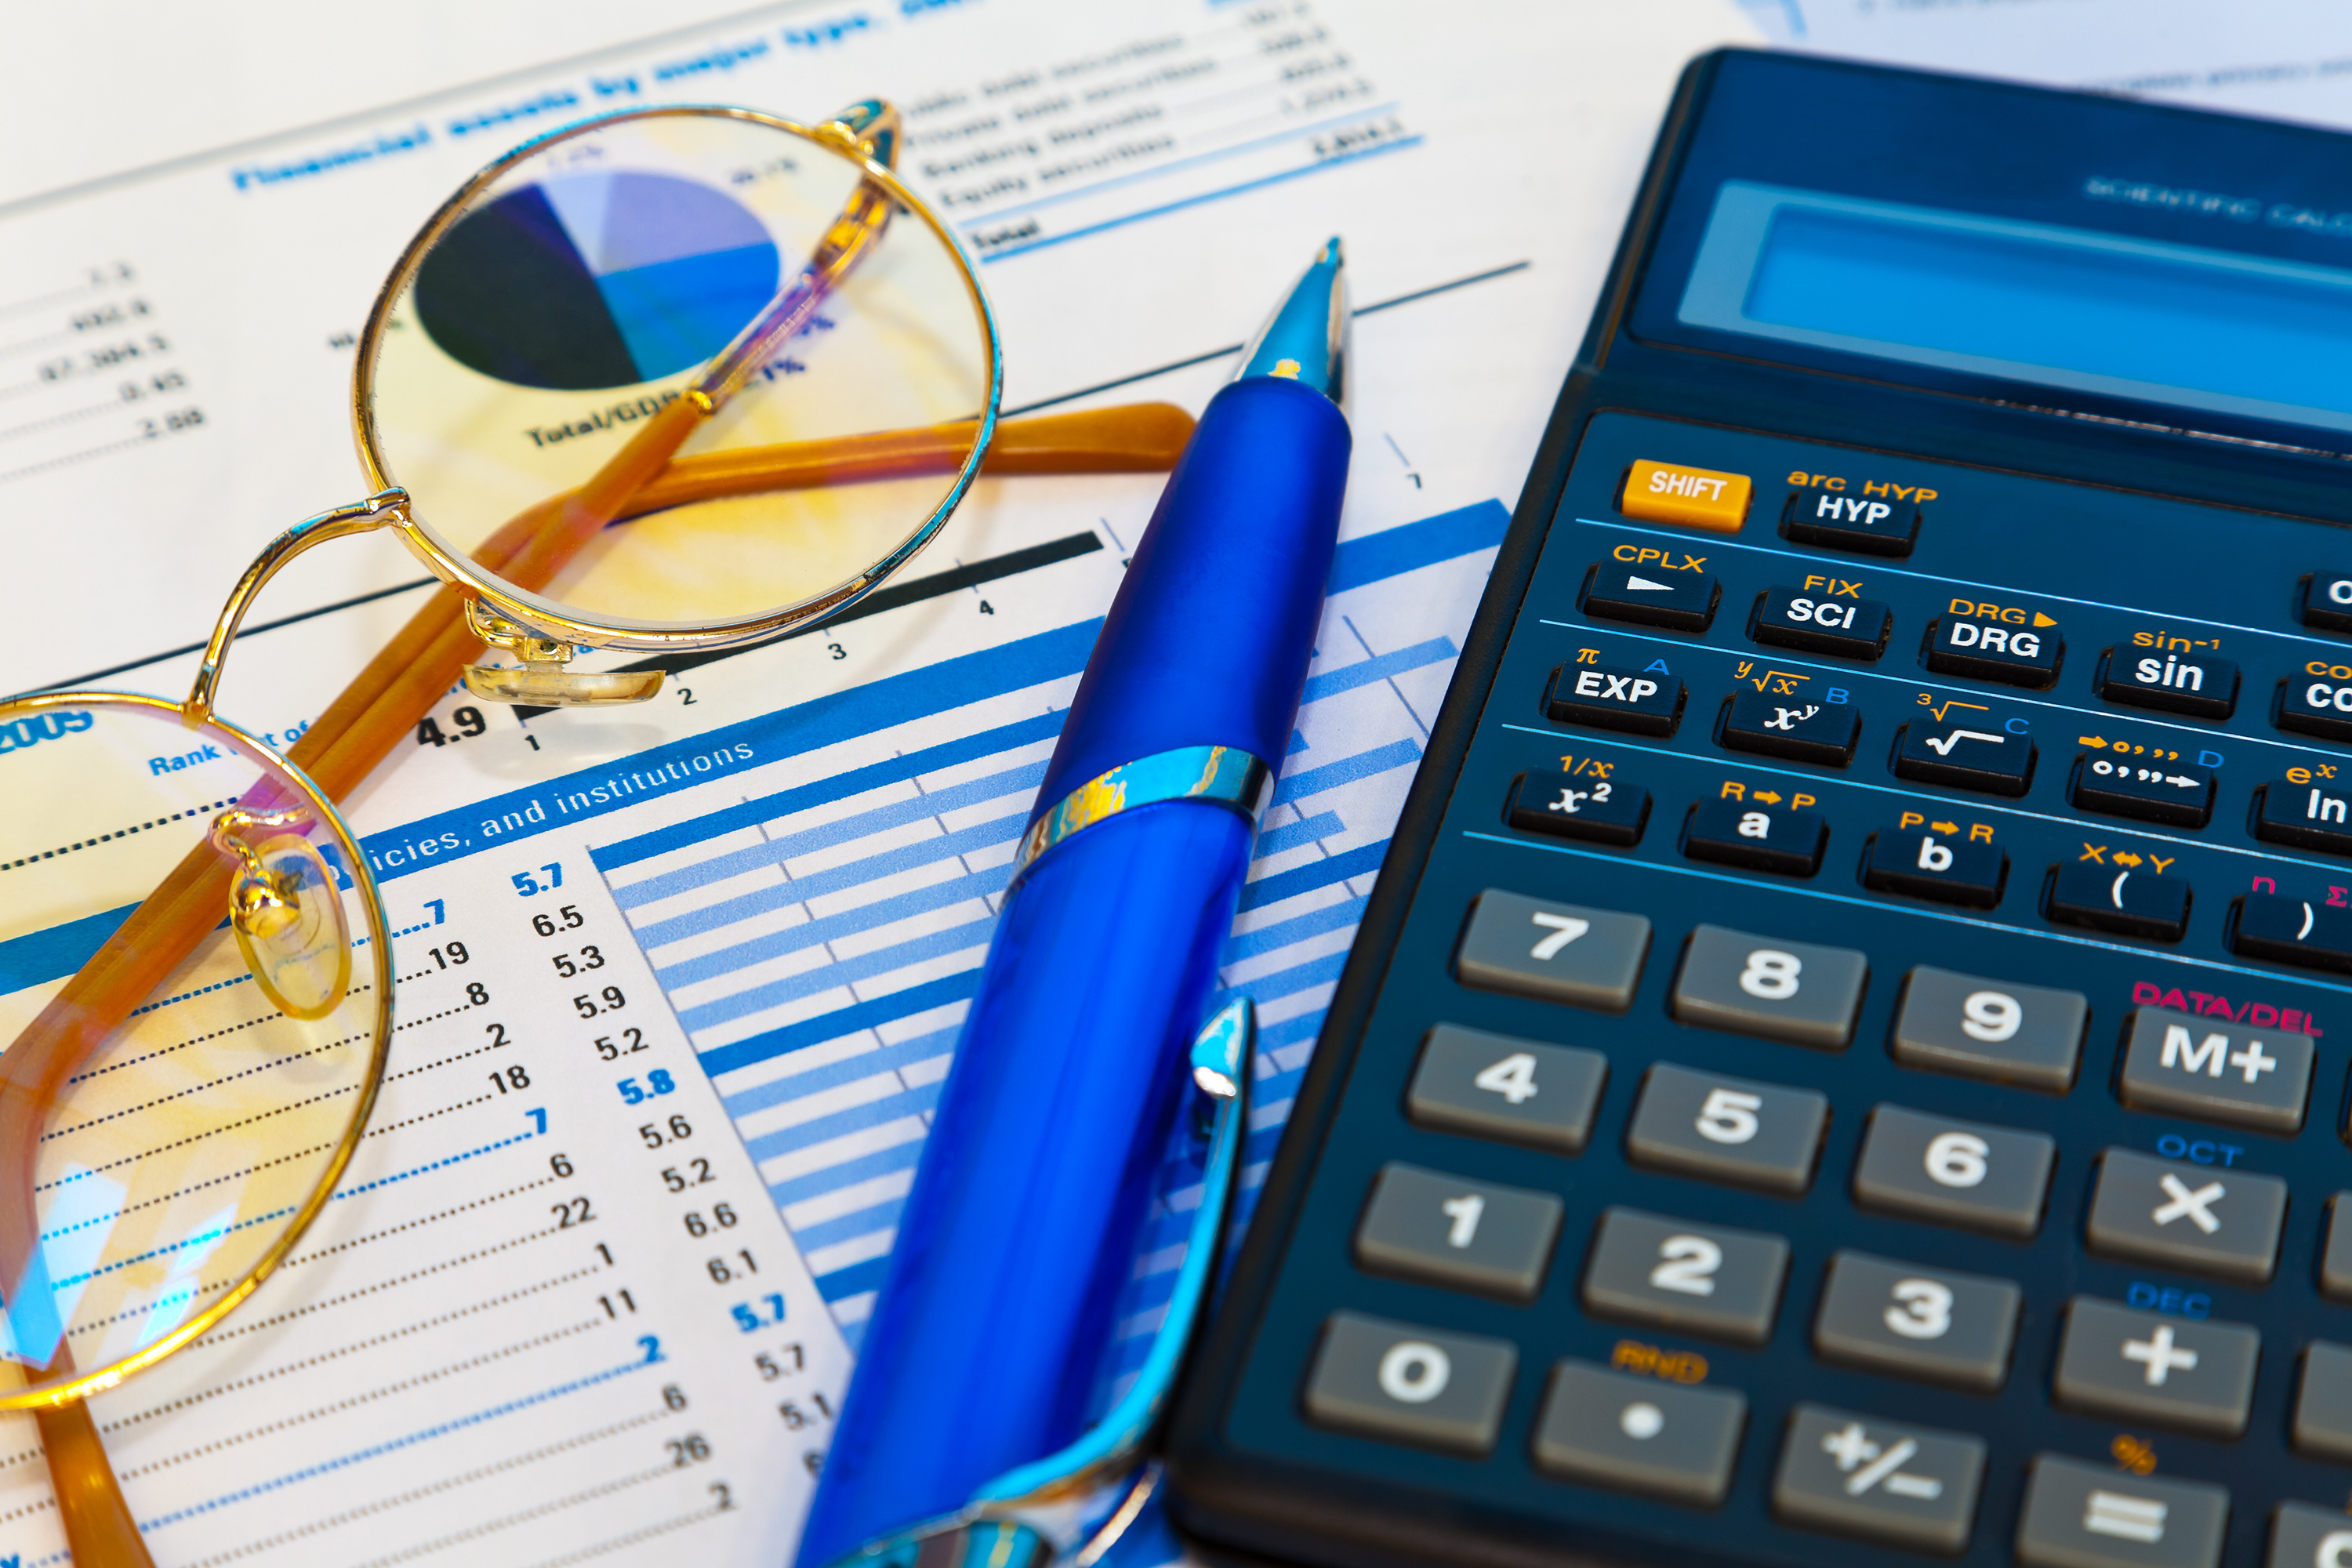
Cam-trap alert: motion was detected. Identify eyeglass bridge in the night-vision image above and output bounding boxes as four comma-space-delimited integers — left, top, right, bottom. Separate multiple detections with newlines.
461, 600, 668, 707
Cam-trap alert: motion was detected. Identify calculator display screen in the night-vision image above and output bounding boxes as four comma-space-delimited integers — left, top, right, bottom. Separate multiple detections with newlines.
1679, 181, 2352, 433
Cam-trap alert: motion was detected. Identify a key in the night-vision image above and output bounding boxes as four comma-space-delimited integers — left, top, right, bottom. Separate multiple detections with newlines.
2230, 891, 2352, 975
1302, 1312, 1517, 1457
1405, 1025, 1607, 1156
1353, 1161, 1564, 1301
1772, 1405, 1987, 1554
1454, 890, 1652, 1011
1544, 660, 1686, 735
1581, 1207, 1790, 1348
2016, 1454, 2228, 1568
1581, 559, 1719, 631
1888, 966, 2087, 1091
2070, 751, 2216, 827
2045, 858, 2193, 940
1531, 1359, 1748, 1506
1669, 924, 1866, 1047
2114, 1005, 2313, 1134
1811, 1250, 2022, 1392
1860, 828, 2008, 907
1748, 584, 1893, 661
2096, 648, 2240, 720
1624, 1062, 1828, 1195
1506, 768, 1652, 847
1891, 716, 2036, 794
1682, 797, 1830, 876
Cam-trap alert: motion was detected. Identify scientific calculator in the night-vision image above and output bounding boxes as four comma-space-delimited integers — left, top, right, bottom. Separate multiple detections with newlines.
1170, 50, 2352, 1568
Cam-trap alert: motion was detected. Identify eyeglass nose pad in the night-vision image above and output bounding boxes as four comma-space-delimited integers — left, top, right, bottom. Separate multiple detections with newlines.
461, 600, 667, 707
221, 831, 353, 1021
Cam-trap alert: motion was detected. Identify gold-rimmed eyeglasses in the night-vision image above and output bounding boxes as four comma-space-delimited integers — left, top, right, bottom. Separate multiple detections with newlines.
0, 97, 1189, 1567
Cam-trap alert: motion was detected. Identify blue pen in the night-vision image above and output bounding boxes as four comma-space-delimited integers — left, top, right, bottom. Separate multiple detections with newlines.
797, 241, 1352, 1568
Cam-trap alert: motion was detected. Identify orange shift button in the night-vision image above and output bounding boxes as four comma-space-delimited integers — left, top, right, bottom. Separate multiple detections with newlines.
1619, 459, 1751, 533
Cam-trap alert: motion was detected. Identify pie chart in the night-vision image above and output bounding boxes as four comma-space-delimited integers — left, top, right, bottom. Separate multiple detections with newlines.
412, 171, 781, 391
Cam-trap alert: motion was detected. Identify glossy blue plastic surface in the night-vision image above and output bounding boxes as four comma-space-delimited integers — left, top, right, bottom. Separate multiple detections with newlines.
795, 802, 1252, 1562
1032, 375, 1352, 813
796, 366, 1351, 1564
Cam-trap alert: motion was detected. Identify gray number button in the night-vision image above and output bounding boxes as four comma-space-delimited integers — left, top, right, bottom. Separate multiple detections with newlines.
2016, 1453, 2229, 1568
2270, 1502, 2352, 1568
1812, 1250, 2022, 1392
2118, 1005, 2314, 1134
1581, 1206, 1790, 1347
1533, 1359, 1748, 1507
1303, 1311, 1517, 1456
1851, 1105, 2056, 1238
1456, 890, 1652, 1011
1892, 965, 2087, 1091
2085, 1148, 2287, 1284
1354, 1162, 1563, 1302
1625, 1062, 1829, 1195
2326, 1196, 2352, 1304
2053, 1296, 2260, 1438
2291, 1339, 2352, 1463
1671, 924, 1867, 1049
1773, 1405, 1987, 1555
1406, 1025, 1607, 1155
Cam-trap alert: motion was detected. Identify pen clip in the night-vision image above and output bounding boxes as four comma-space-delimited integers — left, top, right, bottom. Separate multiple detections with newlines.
826, 996, 1256, 1568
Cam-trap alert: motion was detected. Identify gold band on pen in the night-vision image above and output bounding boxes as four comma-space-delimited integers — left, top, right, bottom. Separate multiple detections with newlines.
1007, 744, 1274, 887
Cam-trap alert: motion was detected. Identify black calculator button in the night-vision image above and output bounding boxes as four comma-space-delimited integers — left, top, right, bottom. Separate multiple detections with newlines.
2230, 892, 2352, 975
1406, 1026, 1606, 1156
1624, 1062, 1828, 1196
2052, 1295, 2259, 1437
2274, 673, 2352, 741
2251, 779, 2352, 854
1581, 560, 1719, 631
1772, 1406, 1987, 1555
2301, 572, 2352, 633
1353, 1161, 1564, 1302
2016, 1454, 2228, 1568
1861, 829, 2009, 908
1851, 1105, 2055, 1238
1811, 1250, 2021, 1392
1923, 613, 2063, 688
2324, 1196, 2352, 1305
2045, 861, 2193, 941
2292, 1342, 2352, 1462
1580, 1207, 1789, 1347
1748, 586, 1893, 662
2096, 647, 2241, 720
1506, 769, 1650, 847
1302, 1311, 1515, 1457
1454, 891, 1652, 1012
1532, 1359, 1746, 1507
1670, 924, 1866, 1050
1682, 798, 1830, 877
2117, 1005, 2314, 1134
1779, 489, 1920, 557
1719, 691, 1860, 765
2069, 752, 2216, 827
1889, 716, 2036, 795
1544, 661, 1686, 735
2084, 1149, 2287, 1284
1889, 966, 2086, 1091
2273, 1502, 2352, 1566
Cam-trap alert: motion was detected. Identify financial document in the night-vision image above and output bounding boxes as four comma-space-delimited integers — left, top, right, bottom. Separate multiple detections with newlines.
0, 1, 1759, 1564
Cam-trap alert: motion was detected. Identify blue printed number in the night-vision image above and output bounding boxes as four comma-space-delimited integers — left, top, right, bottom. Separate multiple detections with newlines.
731, 1294, 788, 1333
640, 1334, 666, 1364
511, 862, 564, 896
616, 1069, 677, 1106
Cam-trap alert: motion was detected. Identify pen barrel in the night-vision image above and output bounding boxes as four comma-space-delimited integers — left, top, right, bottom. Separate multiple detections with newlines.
797, 800, 1254, 1560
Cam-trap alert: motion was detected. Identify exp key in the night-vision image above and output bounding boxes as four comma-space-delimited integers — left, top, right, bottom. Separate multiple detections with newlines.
1545, 662, 1685, 736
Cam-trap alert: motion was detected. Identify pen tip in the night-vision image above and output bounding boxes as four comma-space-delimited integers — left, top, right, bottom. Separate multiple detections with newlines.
1232, 239, 1350, 405
1319, 235, 1345, 267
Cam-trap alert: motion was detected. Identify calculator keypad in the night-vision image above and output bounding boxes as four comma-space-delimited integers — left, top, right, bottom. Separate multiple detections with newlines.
1581, 1206, 1791, 1347
1303, 1312, 1517, 1456
1531, 1359, 1747, 1505
1668, 924, 1867, 1048
2016, 1456, 2228, 1568
1889, 965, 2086, 1090
2082, 1149, 2287, 1283
1810, 1250, 2021, 1392
1624, 1062, 1828, 1195
1404, 1025, 1606, 1155
2291, 1341, 2352, 1462
1849, 1105, 2055, 1238
2050, 1296, 2260, 1437
1772, 1405, 1987, 1554
1354, 1161, 1564, 1301
1201, 410, 2352, 1568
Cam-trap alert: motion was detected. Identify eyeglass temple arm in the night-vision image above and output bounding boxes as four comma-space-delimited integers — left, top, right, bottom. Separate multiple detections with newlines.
691, 103, 903, 413
181, 489, 407, 728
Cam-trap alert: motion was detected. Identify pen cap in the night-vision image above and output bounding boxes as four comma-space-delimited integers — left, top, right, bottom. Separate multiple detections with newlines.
1034, 375, 1351, 812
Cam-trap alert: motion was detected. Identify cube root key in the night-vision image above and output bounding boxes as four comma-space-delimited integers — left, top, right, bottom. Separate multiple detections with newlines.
1167, 50, 2352, 1568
